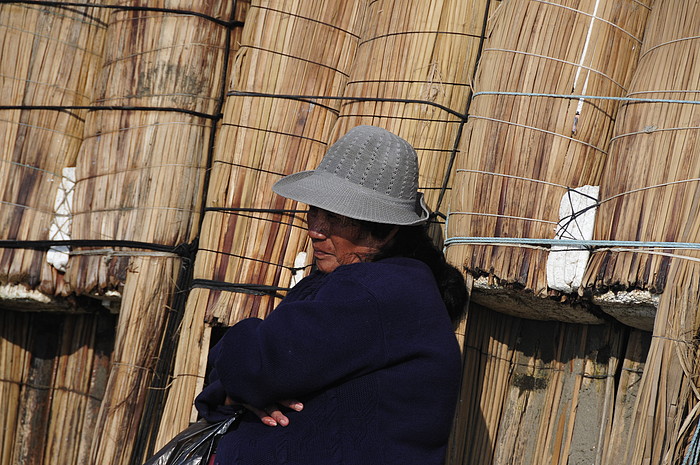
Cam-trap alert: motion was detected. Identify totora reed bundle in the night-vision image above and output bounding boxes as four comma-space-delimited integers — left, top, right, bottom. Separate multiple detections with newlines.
60, 3, 235, 464
584, 0, 700, 462
0, 3, 107, 296
332, 0, 492, 214
445, 304, 651, 465
445, 0, 653, 322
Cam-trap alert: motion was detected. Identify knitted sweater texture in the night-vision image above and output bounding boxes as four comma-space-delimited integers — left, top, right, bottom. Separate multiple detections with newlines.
195, 257, 461, 465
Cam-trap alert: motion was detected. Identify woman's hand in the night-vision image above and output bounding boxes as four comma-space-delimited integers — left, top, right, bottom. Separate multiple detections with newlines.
225, 396, 303, 427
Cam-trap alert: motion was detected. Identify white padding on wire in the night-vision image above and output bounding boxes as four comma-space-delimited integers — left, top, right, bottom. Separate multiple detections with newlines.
47, 167, 75, 272
546, 185, 599, 293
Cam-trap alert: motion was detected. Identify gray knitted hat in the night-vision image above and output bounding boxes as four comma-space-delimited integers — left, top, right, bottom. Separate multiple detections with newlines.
272, 125, 430, 225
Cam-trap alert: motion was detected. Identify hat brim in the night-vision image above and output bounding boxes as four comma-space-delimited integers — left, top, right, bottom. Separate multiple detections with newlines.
272, 170, 430, 226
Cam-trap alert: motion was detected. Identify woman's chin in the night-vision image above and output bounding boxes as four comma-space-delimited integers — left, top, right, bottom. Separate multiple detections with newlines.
314, 257, 339, 274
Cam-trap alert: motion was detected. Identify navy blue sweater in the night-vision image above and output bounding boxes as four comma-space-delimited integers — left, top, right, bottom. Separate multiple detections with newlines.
195, 257, 461, 465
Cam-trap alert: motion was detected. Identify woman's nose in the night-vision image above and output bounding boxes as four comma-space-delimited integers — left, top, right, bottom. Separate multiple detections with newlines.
307, 214, 328, 239
307, 227, 326, 240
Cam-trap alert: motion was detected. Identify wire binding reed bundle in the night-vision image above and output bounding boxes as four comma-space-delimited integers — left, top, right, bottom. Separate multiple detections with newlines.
584, 0, 700, 294
332, 0, 491, 212
445, 0, 653, 313
156, 0, 368, 445
66, 1, 232, 296
0, 3, 107, 295
48, 3, 235, 464
89, 256, 179, 465
585, 3, 700, 459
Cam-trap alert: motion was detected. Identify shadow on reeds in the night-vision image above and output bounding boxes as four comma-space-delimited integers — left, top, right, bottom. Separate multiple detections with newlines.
447, 301, 651, 465
0, 305, 117, 464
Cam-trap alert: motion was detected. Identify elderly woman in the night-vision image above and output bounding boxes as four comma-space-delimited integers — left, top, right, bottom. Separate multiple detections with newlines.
195, 125, 467, 465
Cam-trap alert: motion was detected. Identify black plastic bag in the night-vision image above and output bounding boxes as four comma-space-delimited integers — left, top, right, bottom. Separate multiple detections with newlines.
143, 412, 241, 465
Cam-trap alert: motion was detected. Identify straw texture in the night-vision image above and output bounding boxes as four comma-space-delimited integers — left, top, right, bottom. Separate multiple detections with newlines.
445, 303, 643, 465
67, 0, 232, 295
333, 0, 490, 211
445, 0, 653, 308
0, 309, 115, 465
0, 3, 107, 295
585, 0, 700, 293
89, 256, 179, 465
192, 0, 367, 325
582, 6, 700, 460
54, 3, 235, 464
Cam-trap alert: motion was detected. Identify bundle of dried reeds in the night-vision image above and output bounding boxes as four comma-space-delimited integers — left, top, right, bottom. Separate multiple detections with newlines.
445, 0, 653, 310
333, 0, 492, 211
446, 303, 518, 465
596, 260, 700, 465
156, 0, 368, 445
597, 328, 654, 464
67, 1, 233, 296
582, 4, 700, 459
89, 256, 178, 465
446, 303, 646, 465
0, 3, 107, 295
584, 0, 700, 294
193, 0, 367, 324
0, 310, 29, 465
51, 3, 235, 464
0, 309, 115, 465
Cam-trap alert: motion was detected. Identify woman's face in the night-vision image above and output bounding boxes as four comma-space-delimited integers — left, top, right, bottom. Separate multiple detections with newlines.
306, 207, 382, 274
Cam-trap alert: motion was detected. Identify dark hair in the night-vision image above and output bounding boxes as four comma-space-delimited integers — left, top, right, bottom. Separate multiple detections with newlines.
364, 222, 468, 324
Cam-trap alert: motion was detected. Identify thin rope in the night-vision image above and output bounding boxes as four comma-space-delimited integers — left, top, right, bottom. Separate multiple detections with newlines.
2, 1, 244, 28
642, 35, 700, 60
0, 105, 220, 120
599, 178, 700, 205
190, 278, 290, 298
75, 163, 206, 183
0, 239, 196, 258
609, 125, 700, 144
236, 45, 351, 78
70, 205, 196, 216
0, 73, 91, 100
455, 169, 572, 190
467, 115, 607, 153
0, 159, 63, 178
346, 78, 472, 88
360, 29, 484, 46
448, 211, 558, 225
8, 1, 109, 27
81, 120, 210, 140
453, 169, 700, 208
472, 91, 700, 106
101, 42, 227, 68
479, 49, 626, 90
0, 21, 106, 56
530, 0, 643, 42
443, 236, 700, 250
0, 116, 85, 138
0, 200, 54, 215
218, 122, 328, 145
251, 4, 360, 39
197, 247, 310, 273
228, 90, 467, 119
